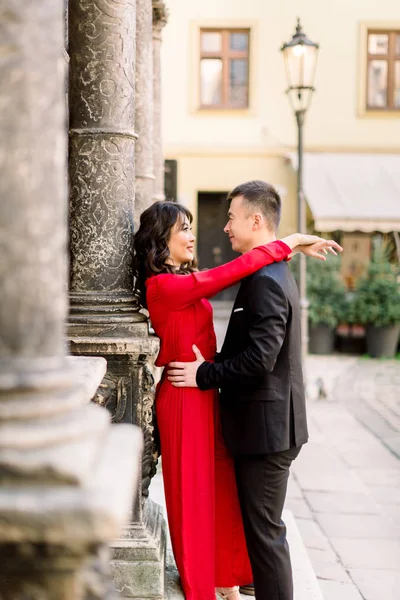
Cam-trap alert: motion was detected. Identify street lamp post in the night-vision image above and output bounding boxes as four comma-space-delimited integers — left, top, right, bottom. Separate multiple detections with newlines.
281, 18, 319, 363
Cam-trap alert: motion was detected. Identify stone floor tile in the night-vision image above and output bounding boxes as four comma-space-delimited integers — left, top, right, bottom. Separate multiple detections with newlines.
310, 559, 351, 584
384, 435, 400, 457
318, 580, 364, 600
338, 444, 400, 469
354, 467, 400, 487
294, 519, 332, 552
306, 546, 343, 565
293, 471, 366, 493
287, 475, 303, 499
348, 568, 400, 600
315, 513, 400, 539
285, 498, 313, 520
330, 538, 400, 569
304, 490, 380, 515
368, 485, 400, 505
304, 421, 326, 444
311, 407, 369, 434
294, 442, 345, 469
383, 504, 400, 526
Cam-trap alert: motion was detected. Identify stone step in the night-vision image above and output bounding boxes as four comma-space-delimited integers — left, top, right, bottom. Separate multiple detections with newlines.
284, 510, 324, 600
165, 550, 184, 600
150, 467, 324, 600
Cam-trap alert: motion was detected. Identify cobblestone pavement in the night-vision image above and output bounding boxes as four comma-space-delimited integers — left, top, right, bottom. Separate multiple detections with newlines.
334, 359, 400, 457
292, 355, 400, 600
212, 304, 400, 600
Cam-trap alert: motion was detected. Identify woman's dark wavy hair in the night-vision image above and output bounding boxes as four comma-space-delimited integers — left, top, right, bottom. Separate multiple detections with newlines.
133, 201, 198, 308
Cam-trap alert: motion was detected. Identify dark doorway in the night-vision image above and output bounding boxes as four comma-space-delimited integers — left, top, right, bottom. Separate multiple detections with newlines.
164, 159, 177, 201
197, 192, 239, 301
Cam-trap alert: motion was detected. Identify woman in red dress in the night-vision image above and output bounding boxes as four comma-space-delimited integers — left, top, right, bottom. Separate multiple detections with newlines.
133, 201, 335, 600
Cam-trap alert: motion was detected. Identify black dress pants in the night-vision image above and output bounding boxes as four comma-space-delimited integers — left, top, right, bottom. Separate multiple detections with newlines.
234, 445, 302, 600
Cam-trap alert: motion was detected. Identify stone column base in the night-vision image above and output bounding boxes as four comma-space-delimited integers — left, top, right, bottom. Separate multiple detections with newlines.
67, 331, 165, 597
0, 356, 143, 599
111, 498, 166, 599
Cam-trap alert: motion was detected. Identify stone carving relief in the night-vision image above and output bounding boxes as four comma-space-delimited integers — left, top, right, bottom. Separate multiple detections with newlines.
68, 0, 136, 129
93, 371, 130, 423
93, 362, 159, 500
68, 0, 137, 295
69, 135, 135, 292
140, 365, 159, 499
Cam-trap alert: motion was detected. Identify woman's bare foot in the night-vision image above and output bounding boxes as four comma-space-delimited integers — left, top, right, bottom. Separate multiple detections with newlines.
216, 586, 241, 600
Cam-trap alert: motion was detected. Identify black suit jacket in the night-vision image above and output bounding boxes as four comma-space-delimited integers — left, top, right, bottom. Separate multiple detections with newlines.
196, 261, 308, 455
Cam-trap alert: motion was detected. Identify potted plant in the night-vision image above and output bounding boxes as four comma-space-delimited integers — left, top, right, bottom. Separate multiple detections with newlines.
353, 248, 400, 358
307, 257, 347, 354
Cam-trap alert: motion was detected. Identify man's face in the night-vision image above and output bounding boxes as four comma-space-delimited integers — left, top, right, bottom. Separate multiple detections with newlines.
224, 195, 256, 254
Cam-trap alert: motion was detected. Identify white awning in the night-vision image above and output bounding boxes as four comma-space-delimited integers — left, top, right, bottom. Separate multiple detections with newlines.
289, 153, 400, 232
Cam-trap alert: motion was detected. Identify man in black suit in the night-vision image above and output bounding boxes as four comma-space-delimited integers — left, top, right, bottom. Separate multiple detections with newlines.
168, 181, 338, 600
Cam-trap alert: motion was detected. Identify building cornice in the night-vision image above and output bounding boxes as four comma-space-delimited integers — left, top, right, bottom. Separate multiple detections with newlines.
163, 144, 400, 159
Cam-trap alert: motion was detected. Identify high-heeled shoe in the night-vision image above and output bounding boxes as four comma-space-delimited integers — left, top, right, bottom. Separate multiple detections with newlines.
216, 586, 241, 600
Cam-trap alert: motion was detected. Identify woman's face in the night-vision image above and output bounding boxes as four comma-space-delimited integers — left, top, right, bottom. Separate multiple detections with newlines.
167, 214, 196, 266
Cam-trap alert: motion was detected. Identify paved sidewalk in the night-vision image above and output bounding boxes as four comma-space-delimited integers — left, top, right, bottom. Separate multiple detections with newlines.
291, 355, 400, 600
335, 359, 400, 458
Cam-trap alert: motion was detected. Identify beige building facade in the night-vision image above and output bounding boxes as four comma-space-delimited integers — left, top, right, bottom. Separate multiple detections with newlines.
161, 0, 400, 278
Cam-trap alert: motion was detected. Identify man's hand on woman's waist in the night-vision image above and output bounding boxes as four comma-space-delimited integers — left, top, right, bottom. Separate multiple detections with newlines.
167, 345, 205, 388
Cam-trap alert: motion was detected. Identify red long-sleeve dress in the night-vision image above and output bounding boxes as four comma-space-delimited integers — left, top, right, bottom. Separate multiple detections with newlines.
146, 241, 291, 600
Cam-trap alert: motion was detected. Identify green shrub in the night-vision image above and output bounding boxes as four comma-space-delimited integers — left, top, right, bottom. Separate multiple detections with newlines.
342, 291, 358, 325
307, 257, 347, 328
353, 248, 400, 327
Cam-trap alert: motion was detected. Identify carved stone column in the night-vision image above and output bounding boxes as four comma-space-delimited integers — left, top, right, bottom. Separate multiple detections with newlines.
68, 0, 141, 321
0, 2, 142, 598
152, 1, 168, 201
135, 0, 155, 227
67, 1, 166, 598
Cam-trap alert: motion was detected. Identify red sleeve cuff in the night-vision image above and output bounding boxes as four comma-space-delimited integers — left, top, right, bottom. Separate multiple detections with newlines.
277, 240, 292, 256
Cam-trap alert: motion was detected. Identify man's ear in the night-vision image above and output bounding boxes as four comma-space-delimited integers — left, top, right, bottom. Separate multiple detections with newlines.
252, 212, 263, 229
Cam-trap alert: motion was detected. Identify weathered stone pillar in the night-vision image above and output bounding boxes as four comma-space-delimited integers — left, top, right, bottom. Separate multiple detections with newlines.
152, 1, 168, 201
0, 2, 142, 598
67, 1, 166, 598
68, 0, 140, 318
135, 0, 155, 227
